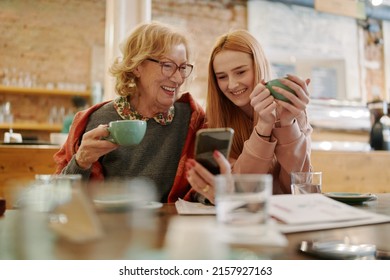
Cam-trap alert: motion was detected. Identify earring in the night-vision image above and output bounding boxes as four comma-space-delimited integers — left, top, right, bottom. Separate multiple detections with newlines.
128, 78, 136, 88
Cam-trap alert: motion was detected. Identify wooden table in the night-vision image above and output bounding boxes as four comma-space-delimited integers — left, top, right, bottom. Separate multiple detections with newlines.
1, 194, 390, 260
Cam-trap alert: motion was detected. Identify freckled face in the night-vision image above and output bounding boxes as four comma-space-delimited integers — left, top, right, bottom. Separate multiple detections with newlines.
213, 50, 255, 111
136, 44, 188, 113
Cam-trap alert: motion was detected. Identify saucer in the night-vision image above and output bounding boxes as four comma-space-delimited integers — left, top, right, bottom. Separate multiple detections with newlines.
139, 201, 163, 210
324, 192, 377, 204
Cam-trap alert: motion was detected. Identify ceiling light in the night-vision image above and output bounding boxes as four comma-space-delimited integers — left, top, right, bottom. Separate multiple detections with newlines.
371, 0, 383, 6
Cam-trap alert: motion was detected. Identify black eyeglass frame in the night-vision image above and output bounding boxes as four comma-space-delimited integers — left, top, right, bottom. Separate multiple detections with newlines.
147, 58, 194, 78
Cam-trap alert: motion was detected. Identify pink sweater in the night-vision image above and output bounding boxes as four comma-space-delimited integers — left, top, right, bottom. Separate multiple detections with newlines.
232, 111, 312, 194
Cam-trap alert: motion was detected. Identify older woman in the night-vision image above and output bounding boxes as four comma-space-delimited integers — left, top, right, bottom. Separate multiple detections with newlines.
54, 22, 205, 203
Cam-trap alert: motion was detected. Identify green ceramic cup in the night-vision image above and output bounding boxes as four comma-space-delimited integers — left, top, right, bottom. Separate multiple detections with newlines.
105, 120, 147, 146
265, 78, 296, 102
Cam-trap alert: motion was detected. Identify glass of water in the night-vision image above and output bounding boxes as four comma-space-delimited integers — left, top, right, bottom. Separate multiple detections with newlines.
291, 171, 322, 195
215, 174, 273, 226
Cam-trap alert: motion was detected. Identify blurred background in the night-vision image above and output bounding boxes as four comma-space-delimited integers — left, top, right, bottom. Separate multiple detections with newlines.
0, 0, 389, 140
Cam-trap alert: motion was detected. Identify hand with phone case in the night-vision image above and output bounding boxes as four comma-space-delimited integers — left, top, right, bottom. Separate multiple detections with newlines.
186, 150, 231, 204
185, 128, 234, 204
194, 128, 234, 174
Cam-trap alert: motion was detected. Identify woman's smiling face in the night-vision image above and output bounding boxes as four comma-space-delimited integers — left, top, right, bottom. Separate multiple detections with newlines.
213, 50, 255, 112
135, 43, 188, 114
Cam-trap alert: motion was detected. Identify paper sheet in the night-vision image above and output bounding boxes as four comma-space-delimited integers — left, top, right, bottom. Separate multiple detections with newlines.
269, 194, 390, 233
175, 194, 390, 233
269, 194, 373, 224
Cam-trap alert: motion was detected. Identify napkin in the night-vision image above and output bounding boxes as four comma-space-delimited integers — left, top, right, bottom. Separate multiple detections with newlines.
175, 198, 216, 215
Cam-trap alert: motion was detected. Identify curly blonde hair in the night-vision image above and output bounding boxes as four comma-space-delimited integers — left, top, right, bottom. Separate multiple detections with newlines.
110, 21, 193, 97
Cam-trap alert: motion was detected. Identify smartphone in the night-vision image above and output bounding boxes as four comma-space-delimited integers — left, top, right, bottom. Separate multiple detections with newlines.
194, 128, 234, 174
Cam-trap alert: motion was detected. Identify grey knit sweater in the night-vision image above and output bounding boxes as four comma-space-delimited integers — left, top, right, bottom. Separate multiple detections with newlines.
62, 101, 191, 202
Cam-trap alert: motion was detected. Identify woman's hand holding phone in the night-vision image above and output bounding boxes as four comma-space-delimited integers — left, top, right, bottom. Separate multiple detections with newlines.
187, 128, 234, 204
193, 128, 234, 174
186, 150, 231, 205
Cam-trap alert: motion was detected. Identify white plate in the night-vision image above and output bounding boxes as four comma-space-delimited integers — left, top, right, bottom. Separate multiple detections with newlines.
324, 192, 377, 204
93, 195, 162, 211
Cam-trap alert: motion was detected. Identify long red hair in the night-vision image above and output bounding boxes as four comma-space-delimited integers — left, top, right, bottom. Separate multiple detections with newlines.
206, 30, 272, 159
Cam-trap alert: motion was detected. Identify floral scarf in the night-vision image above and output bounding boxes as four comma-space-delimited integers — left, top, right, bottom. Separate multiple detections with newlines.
113, 96, 174, 125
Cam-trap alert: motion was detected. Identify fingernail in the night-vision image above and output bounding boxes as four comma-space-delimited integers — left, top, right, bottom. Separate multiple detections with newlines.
187, 159, 196, 167
213, 150, 221, 158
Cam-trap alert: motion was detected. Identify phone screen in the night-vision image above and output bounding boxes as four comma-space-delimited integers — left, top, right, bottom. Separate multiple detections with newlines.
194, 128, 234, 174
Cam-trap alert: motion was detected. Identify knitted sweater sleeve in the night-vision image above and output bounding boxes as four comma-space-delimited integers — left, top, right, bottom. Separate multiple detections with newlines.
53, 101, 110, 180
232, 111, 312, 194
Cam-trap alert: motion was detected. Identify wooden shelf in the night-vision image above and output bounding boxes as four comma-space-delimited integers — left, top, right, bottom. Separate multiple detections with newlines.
0, 85, 90, 98
0, 86, 89, 136
0, 123, 62, 132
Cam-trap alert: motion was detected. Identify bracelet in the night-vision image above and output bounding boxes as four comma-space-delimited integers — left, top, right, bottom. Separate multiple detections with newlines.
258, 133, 271, 138
255, 128, 271, 138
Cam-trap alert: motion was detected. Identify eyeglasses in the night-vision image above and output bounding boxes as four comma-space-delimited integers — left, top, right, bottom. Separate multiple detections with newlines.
147, 58, 194, 79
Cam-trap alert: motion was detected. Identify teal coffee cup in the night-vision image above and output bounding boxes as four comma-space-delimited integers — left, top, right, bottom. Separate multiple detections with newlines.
105, 120, 147, 146
266, 78, 296, 102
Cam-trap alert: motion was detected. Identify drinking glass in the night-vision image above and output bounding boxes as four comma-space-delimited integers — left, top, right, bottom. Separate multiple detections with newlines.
291, 171, 322, 195
215, 174, 272, 226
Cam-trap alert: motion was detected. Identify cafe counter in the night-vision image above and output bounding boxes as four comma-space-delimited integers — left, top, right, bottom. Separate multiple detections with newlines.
0, 144, 60, 208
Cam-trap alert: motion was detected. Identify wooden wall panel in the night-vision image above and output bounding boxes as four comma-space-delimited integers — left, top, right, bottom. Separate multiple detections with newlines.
311, 150, 390, 193
0, 145, 59, 209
